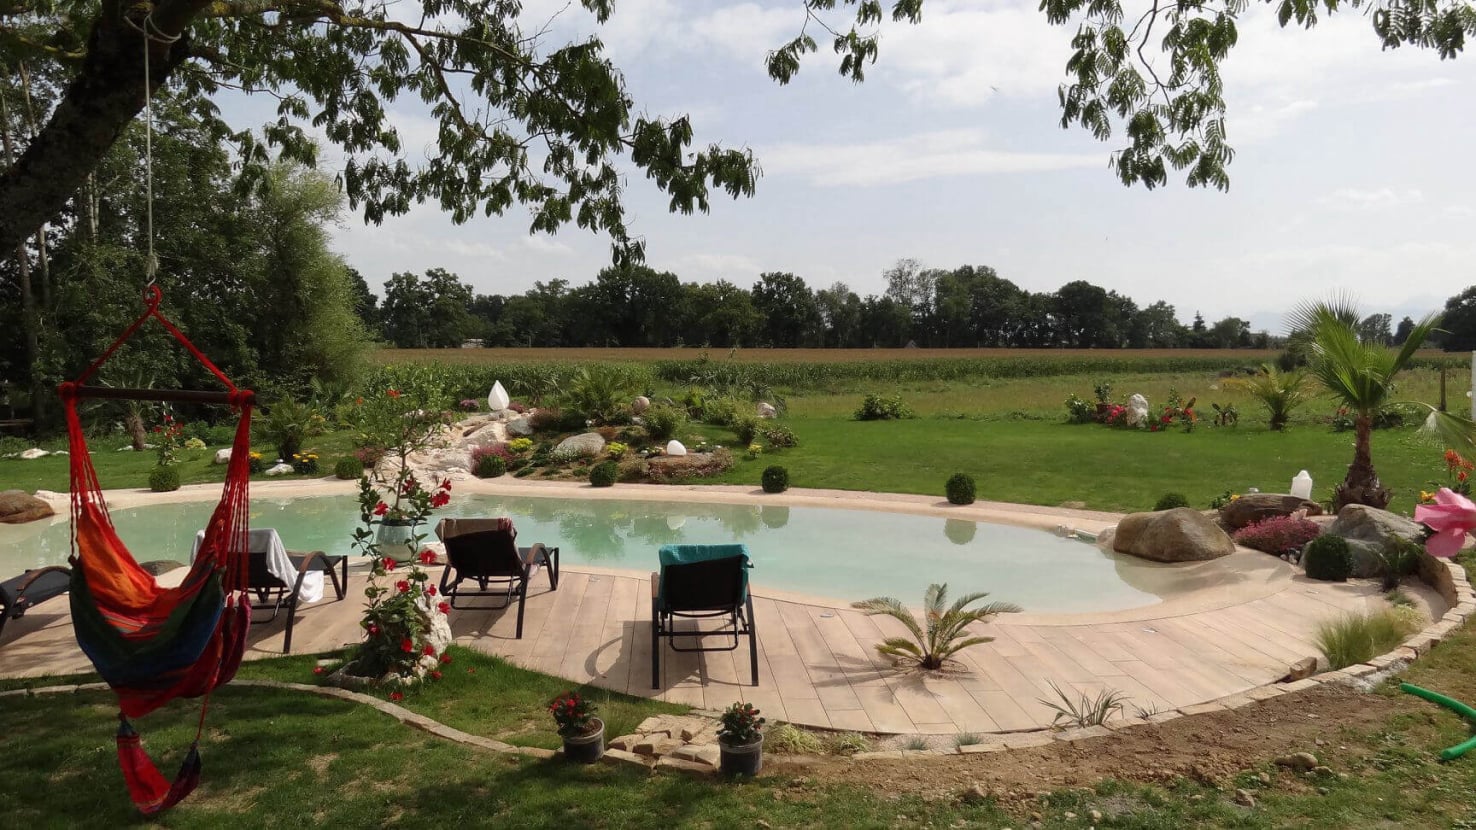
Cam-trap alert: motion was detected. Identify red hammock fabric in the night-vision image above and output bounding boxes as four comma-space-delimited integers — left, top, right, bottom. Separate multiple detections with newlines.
60, 286, 254, 815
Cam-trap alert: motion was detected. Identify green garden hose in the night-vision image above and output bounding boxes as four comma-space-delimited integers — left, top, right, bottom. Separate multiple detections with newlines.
1400, 683, 1476, 761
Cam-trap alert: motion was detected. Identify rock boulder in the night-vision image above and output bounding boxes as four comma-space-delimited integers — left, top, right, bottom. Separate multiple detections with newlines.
1327, 504, 1423, 546
756, 402, 777, 419
506, 416, 534, 437
213, 448, 233, 465
553, 432, 605, 460
0, 490, 55, 524
1112, 507, 1235, 562
1219, 493, 1323, 530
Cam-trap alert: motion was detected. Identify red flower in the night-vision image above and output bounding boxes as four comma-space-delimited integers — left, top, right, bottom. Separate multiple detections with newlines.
437, 601, 451, 615
400, 637, 415, 653
440, 653, 453, 664
374, 501, 389, 516
396, 579, 411, 593
1460, 471, 1469, 483
367, 624, 380, 636
419, 549, 437, 565
1149, 425, 1159, 432
431, 670, 443, 680
389, 691, 404, 701
422, 644, 436, 656
312, 666, 325, 675
382, 557, 397, 571
401, 476, 419, 496
430, 491, 450, 508
426, 585, 437, 597
387, 389, 401, 398
439, 478, 453, 492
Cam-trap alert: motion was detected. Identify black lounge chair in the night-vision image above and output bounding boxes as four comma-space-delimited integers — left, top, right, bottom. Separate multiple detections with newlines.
434, 517, 559, 639
225, 529, 347, 654
651, 544, 757, 689
0, 565, 71, 641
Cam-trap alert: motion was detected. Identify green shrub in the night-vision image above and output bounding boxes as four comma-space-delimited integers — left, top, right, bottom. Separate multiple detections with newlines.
761, 465, 789, 493
1154, 492, 1189, 511
733, 415, 761, 445
854, 392, 914, 421
1237, 364, 1309, 431
1316, 609, 1420, 669
945, 473, 976, 505
334, 457, 364, 480
1303, 535, 1353, 581
475, 454, 507, 478
701, 396, 744, 427
1065, 393, 1095, 424
761, 424, 798, 448
589, 460, 619, 487
148, 465, 180, 492
643, 404, 685, 443
827, 732, 871, 756
765, 723, 824, 755
559, 364, 639, 425
258, 397, 324, 462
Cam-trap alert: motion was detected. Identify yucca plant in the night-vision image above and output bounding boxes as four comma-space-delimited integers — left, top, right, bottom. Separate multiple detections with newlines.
852, 583, 1020, 671
1038, 681, 1127, 728
1290, 296, 1476, 510
1237, 363, 1309, 431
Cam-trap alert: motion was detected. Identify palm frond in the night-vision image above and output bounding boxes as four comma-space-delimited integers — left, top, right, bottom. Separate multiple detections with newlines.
1390, 312, 1441, 374
934, 635, 994, 660
1419, 407, 1476, 455
852, 596, 925, 643
875, 638, 923, 659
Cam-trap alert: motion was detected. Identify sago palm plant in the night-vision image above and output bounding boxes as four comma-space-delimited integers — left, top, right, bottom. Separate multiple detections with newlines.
1237, 363, 1308, 431
852, 583, 1020, 670
1290, 296, 1476, 510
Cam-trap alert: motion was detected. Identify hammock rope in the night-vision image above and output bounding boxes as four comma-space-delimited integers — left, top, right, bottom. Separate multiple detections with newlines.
60, 285, 254, 816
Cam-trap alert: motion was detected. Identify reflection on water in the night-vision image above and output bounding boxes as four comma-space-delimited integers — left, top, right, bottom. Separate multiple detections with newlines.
2, 494, 1180, 613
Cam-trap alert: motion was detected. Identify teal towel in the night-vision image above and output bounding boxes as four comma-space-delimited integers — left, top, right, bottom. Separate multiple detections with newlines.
657, 544, 751, 605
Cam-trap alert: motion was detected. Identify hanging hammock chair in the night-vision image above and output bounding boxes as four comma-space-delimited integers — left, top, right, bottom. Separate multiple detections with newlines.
59, 286, 254, 815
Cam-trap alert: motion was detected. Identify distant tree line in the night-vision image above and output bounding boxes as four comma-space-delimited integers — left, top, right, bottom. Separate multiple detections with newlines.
357, 260, 1476, 352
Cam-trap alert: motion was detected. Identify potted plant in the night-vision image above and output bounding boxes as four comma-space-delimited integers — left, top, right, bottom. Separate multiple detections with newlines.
550, 691, 604, 763
353, 387, 453, 562
717, 702, 765, 776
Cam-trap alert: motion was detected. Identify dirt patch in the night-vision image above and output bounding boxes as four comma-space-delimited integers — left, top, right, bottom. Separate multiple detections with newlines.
307, 753, 338, 778
767, 683, 1415, 806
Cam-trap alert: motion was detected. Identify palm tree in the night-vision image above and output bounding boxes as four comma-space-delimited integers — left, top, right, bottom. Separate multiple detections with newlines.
1239, 363, 1310, 431
1290, 297, 1476, 511
852, 583, 1020, 671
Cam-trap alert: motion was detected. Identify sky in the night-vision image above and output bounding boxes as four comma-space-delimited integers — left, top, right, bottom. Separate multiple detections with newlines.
299, 0, 1476, 335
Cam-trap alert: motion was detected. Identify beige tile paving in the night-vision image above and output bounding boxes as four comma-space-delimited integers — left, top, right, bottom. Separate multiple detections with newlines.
0, 560, 1401, 734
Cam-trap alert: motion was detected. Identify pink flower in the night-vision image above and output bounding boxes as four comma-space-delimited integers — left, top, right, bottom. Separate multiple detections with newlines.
1415, 487, 1476, 558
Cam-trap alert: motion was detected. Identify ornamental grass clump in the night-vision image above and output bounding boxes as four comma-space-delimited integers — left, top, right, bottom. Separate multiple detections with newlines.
1232, 515, 1322, 557
1316, 609, 1420, 669
852, 583, 1020, 671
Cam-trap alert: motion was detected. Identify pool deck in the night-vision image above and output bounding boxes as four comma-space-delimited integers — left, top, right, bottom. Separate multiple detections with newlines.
0, 479, 1433, 734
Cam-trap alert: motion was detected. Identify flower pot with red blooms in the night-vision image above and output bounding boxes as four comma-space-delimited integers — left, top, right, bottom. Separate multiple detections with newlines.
717, 702, 765, 776
550, 691, 603, 763
373, 518, 419, 563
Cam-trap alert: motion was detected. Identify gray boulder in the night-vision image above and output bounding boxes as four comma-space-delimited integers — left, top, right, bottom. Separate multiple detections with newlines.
1320, 505, 1425, 579
1337, 538, 1389, 579
756, 402, 777, 419
553, 432, 605, 460
506, 416, 534, 437
264, 462, 295, 476
632, 396, 651, 414
213, 448, 232, 465
0, 490, 55, 524
1219, 493, 1323, 531
1112, 507, 1235, 562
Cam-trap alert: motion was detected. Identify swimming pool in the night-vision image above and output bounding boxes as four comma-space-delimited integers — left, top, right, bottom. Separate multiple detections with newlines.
0, 494, 1180, 613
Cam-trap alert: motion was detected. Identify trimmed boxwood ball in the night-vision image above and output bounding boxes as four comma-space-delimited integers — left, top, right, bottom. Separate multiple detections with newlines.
148, 466, 180, 493
1303, 534, 1353, 582
945, 473, 976, 505
589, 460, 618, 488
475, 454, 507, 478
1154, 492, 1189, 511
761, 465, 789, 494
334, 456, 364, 480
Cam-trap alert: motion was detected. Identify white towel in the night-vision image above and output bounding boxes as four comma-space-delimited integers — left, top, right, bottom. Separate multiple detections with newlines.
191, 528, 325, 604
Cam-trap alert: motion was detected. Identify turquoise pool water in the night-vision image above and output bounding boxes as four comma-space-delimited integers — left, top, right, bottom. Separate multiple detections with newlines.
1, 495, 1174, 613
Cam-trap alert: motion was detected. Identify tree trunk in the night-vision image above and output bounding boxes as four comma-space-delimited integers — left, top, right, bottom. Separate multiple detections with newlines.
0, 90, 43, 429
125, 410, 147, 451
1333, 414, 1391, 511
0, 1, 205, 257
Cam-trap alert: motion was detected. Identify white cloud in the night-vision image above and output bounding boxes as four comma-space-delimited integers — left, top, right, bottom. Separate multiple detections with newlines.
522, 235, 574, 255
1316, 187, 1425, 212
761, 128, 1101, 186
675, 252, 762, 278
1445, 204, 1475, 218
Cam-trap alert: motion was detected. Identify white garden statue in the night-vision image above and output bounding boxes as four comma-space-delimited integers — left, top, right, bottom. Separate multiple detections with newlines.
1126, 393, 1150, 427
487, 380, 510, 411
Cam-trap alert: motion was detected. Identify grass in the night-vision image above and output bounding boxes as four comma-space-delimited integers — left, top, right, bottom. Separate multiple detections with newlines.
1038, 681, 1128, 728
1316, 609, 1422, 669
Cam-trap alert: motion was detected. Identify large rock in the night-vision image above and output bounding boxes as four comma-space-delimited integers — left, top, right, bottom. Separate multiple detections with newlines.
18, 448, 48, 460
1219, 493, 1324, 530
264, 462, 295, 476
1338, 538, 1389, 579
213, 448, 233, 465
553, 432, 605, 460
1125, 394, 1149, 427
0, 490, 55, 524
1328, 504, 1423, 546
632, 396, 651, 414
1112, 507, 1235, 562
756, 402, 777, 419
506, 416, 534, 437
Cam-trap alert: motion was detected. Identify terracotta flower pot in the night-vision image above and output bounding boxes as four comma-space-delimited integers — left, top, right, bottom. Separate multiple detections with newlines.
561, 717, 605, 764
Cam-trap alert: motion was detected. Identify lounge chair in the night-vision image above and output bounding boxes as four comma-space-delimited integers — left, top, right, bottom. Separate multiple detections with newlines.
651, 544, 758, 688
191, 528, 348, 654
0, 565, 71, 642
434, 517, 559, 639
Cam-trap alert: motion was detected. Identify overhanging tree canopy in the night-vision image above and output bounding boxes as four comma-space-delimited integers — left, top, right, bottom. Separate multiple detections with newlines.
1, 0, 1471, 259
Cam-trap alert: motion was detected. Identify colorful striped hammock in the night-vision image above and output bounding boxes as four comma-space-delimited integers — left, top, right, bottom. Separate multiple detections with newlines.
60, 286, 253, 815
